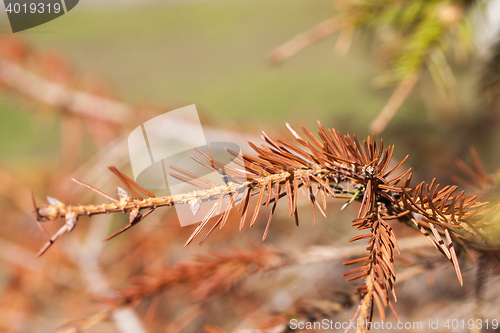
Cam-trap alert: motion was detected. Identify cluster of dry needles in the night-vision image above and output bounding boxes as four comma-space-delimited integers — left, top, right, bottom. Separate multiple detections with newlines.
34, 122, 498, 332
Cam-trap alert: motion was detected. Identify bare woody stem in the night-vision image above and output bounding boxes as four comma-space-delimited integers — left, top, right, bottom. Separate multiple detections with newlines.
357, 273, 375, 333
38, 181, 249, 221
36, 168, 336, 222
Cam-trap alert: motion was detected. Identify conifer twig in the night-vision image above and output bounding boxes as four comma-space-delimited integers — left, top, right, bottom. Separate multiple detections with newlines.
34, 121, 496, 325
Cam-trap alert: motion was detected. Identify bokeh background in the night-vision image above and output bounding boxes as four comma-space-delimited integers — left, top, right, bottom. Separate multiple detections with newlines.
1, 1, 500, 332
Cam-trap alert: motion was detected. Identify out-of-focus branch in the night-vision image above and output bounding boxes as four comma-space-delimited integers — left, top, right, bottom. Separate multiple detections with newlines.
86, 236, 437, 311
62, 236, 435, 332
0, 238, 79, 290
268, 18, 339, 64
0, 166, 34, 214
235, 262, 431, 333
61, 215, 148, 333
369, 71, 421, 134
0, 59, 133, 125
165, 303, 204, 333
297, 234, 433, 265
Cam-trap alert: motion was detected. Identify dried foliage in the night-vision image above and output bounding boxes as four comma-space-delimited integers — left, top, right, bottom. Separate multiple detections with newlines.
115, 246, 287, 306
35, 121, 500, 332
1, 7, 499, 332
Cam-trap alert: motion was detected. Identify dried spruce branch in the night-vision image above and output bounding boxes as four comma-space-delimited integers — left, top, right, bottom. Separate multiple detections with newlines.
34, 122, 497, 330
114, 246, 288, 307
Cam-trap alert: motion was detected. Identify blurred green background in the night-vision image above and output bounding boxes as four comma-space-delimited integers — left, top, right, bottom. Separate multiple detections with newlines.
0, 0, 492, 179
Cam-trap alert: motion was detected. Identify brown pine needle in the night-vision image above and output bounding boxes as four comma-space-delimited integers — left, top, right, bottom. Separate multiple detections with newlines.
72, 178, 119, 202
